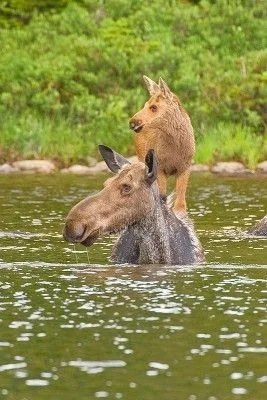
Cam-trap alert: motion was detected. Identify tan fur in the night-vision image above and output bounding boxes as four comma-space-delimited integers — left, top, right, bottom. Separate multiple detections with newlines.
129, 77, 195, 213
64, 162, 156, 246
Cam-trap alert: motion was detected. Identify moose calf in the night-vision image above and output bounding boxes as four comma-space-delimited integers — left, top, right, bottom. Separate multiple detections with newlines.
129, 76, 195, 213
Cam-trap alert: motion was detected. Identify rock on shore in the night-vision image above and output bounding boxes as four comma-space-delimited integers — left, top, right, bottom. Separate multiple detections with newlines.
0, 163, 19, 173
211, 161, 245, 175
60, 164, 92, 174
0, 159, 267, 176
257, 161, 267, 174
60, 156, 138, 174
190, 164, 209, 172
12, 160, 56, 173
60, 161, 109, 174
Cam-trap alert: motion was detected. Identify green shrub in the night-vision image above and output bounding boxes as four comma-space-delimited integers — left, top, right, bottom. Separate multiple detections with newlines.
0, 0, 266, 164
196, 123, 266, 168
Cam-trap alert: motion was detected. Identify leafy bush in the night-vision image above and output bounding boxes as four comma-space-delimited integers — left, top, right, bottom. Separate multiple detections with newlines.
0, 0, 266, 165
195, 122, 266, 168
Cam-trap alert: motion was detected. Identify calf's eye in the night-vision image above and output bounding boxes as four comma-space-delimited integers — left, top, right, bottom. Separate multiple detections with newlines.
150, 105, 158, 112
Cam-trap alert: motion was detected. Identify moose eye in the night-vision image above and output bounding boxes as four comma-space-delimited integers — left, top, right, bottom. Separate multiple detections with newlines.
150, 104, 158, 112
120, 184, 132, 195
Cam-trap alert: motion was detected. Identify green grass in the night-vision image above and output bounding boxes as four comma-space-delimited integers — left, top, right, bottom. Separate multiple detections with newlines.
0, 110, 134, 166
1, 113, 266, 168
195, 123, 266, 168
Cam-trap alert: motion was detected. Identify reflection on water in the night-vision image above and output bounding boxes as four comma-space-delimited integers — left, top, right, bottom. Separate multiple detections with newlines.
0, 264, 266, 399
0, 173, 266, 399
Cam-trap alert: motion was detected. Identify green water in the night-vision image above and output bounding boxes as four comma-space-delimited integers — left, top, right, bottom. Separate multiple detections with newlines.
0, 173, 266, 400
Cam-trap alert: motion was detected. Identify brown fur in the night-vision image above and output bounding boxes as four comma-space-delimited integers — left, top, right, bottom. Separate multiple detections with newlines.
129, 76, 195, 212
64, 161, 155, 246
63, 146, 204, 265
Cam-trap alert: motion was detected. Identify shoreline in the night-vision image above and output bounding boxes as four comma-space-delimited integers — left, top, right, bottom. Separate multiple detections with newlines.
0, 159, 267, 177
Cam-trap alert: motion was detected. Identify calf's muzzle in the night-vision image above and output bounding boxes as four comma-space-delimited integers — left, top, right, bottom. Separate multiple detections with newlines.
129, 118, 144, 133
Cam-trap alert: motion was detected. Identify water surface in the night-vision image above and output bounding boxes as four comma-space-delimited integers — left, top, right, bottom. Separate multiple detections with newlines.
0, 173, 266, 400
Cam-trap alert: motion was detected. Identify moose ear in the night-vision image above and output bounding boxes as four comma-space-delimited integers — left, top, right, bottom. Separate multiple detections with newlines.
143, 75, 160, 96
145, 149, 157, 185
158, 77, 172, 100
98, 145, 130, 173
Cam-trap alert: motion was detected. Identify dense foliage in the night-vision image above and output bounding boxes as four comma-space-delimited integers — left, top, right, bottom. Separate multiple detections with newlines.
0, 0, 266, 166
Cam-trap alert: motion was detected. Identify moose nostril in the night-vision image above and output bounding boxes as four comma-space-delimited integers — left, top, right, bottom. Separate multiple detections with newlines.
63, 220, 86, 242
129, 120, 142, 130
129, 121, 136, 130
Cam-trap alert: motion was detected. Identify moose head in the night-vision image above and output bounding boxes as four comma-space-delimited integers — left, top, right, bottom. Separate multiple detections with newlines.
63, 145, 158, 246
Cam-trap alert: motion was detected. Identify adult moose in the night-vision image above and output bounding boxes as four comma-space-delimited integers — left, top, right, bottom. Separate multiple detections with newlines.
129, 76, 195, 213
63, 145, 204, 265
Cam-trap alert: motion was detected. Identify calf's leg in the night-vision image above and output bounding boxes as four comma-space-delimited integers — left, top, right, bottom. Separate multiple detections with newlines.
157, 171, 167, 196
173, 168, 190, 213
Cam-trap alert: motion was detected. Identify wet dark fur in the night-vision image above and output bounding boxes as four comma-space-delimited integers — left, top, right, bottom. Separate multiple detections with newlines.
247, 215, 267, 236
111, 186, 204, 265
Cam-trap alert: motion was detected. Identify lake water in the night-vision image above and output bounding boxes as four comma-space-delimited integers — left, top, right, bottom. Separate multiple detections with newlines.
0, 173, 266, 400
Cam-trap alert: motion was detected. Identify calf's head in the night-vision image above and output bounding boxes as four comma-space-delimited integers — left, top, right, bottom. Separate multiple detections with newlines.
129, 76, 174, 133
63, 145, 157, 246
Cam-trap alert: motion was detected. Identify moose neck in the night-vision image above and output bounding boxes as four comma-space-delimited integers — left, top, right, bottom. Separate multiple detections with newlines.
111, 185, 204, 265
131, 187, 172, 264
162, 104, 192, 137
111, 185, 172, 265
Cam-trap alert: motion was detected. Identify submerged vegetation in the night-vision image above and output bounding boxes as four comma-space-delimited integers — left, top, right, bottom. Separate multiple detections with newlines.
0, 0, 266, 165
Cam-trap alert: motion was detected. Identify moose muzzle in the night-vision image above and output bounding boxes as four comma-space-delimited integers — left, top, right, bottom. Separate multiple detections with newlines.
63, 219, 101, 247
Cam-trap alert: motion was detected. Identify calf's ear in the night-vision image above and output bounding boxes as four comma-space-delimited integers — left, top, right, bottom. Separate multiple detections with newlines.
143, 75, 160, 96
158, 77, 173, 100
145, 149, 157, 185
98, 145, 130, 173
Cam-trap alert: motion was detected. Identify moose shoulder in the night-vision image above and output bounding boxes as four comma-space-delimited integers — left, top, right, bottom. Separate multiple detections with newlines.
63, 145, 204, 265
